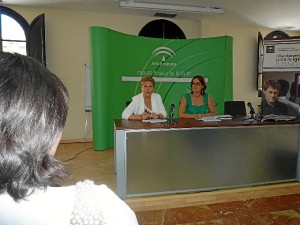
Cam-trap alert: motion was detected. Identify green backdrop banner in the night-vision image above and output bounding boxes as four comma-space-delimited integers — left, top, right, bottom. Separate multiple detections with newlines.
90, 27, 233, 150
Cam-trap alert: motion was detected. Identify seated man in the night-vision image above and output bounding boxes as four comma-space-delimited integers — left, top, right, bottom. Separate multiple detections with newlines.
277, 79, 300, 117
261, 79, 288, 116
289, 81, 300, 104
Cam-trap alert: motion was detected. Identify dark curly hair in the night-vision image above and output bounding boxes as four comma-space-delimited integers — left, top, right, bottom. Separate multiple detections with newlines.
0, 52, 69, 201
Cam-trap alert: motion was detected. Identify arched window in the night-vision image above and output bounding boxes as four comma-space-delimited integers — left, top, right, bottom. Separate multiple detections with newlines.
0, 6, 29, 55
0, 6, 46, 66
139, 19, 186, 39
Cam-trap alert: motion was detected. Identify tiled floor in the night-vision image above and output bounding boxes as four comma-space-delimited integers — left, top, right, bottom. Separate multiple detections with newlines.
56, 143, 300, 225
135, 193, 300, 225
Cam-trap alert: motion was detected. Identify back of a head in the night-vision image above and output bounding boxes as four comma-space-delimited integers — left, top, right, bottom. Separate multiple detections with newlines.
0, 52, 69, 201
277, 79, 290, 96
290, 82, 296, 96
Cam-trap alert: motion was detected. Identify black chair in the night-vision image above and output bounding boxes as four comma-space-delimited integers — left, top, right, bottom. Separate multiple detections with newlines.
126, 101, 132, 107
224, 101, 247, 117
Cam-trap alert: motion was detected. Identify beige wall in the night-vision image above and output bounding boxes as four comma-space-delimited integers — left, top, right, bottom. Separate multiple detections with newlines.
201, 20, 300, 112
9, 6, 199, 141
8, 5, 300, 141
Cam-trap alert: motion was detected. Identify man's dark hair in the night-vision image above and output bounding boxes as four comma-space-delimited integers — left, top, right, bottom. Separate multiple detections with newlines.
277, 79, 290, 96
0, 52, 69, 201
263, 79, 281, 92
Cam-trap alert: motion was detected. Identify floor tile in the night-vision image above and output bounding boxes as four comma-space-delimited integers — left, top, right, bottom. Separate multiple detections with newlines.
135, 193, 300, 225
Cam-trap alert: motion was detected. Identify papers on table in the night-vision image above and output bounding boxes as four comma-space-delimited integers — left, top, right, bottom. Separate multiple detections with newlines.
141, 115, 233, 123
142, 119, 167, 123
261, 114, 296, 122
199, 115, 233, 122
200, 117, 221, 122
216, 115, 233, 120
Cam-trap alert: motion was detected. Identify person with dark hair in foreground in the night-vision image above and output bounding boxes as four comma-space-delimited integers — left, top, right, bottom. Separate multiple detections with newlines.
0, 52, 138, 225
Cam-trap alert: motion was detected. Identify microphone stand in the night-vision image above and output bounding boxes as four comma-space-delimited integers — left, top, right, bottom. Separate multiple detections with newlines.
244, 102, 259, 121
166, 104, 177, 125
166, 111, 176, 125
249, 108, 256, 119
249, 105, 261, 121
169, 112, 177, 125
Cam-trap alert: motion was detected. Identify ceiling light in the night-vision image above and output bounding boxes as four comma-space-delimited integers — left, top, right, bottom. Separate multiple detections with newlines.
154, 12, 177, 18
119, 0, 224, 14
274, 25, 295, 30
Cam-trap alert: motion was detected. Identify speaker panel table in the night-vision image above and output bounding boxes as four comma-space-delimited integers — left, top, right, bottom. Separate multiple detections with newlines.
114, 118, 300, 198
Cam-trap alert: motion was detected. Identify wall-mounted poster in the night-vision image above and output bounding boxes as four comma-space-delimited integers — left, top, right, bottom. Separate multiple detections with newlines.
263, 39, 300, 71
261, 37, 300, 119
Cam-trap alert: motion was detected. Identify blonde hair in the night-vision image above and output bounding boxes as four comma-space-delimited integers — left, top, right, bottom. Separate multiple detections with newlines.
140, 76, 155, 87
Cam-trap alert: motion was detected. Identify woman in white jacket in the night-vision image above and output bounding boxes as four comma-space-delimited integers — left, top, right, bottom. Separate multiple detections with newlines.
122, 76, 167, 120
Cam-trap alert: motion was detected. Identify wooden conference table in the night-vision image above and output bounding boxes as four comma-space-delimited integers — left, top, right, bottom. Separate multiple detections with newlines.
114, 118, 300, 199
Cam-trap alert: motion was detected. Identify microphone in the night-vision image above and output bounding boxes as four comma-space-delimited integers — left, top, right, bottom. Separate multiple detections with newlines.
169, 104, 175, 119
166, 103, 177, 125
247, 102, 256, 118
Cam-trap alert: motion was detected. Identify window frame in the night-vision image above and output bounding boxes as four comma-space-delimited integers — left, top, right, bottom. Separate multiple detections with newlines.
0, 6, 29, 52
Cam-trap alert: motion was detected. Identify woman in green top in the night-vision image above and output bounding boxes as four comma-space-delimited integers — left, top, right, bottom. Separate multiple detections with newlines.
179, 75, 217, 119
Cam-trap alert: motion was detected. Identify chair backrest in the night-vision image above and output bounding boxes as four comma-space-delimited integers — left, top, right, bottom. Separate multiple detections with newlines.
224, 101, 247, 117
126, 101, 132, 107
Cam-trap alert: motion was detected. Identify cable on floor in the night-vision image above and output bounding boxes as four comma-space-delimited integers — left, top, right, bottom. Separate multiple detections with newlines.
62, 147, 93, 162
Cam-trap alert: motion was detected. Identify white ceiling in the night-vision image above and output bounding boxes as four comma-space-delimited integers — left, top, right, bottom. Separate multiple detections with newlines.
3, 0, 300, 31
